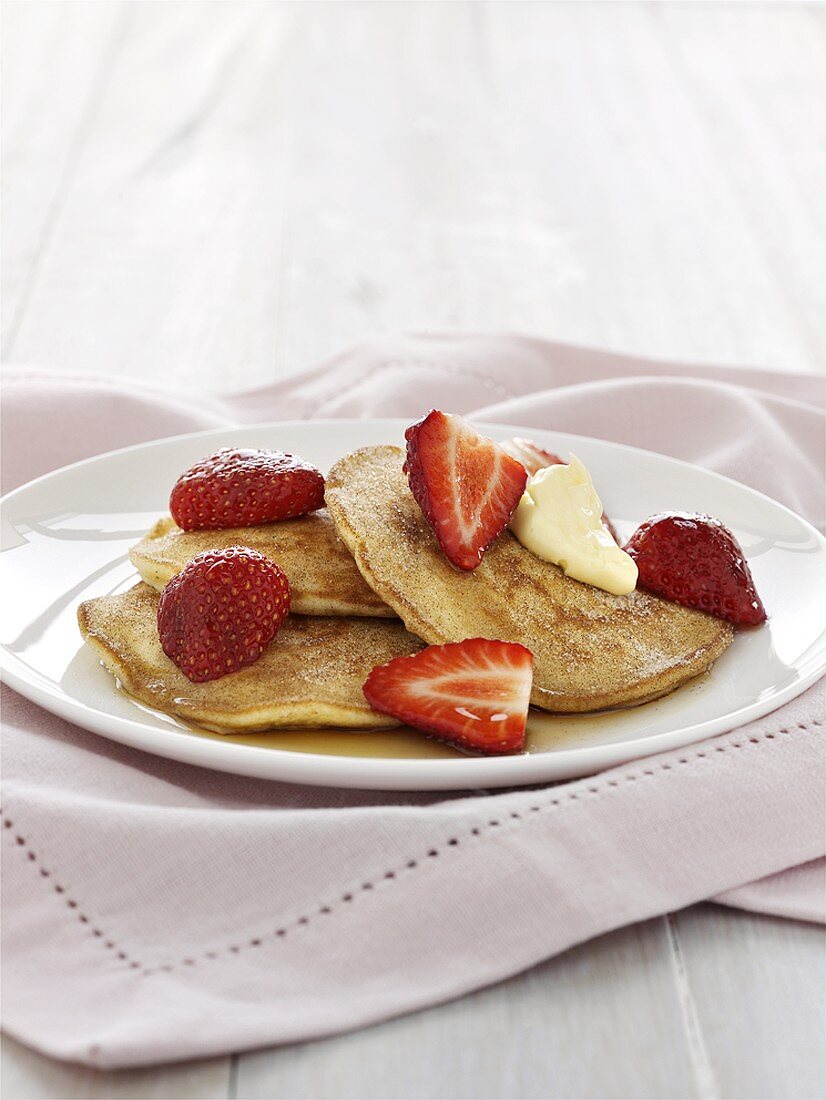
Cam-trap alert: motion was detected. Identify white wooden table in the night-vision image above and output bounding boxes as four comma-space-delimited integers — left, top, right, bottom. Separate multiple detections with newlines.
2, 3, 824, 1097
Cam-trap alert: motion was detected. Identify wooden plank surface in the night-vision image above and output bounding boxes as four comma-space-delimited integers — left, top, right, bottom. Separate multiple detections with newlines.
235, 917, 704, 1100
3, 1, 825, 387
3, 908, 824, 1100
0, 1035, 230, 1100
672, 906, 826, 1100
1, 0, 124, 350
2, 2, 824, 1098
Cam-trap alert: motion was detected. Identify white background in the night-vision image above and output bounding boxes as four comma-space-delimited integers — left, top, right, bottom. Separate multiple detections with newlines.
2, 2, 824, 1097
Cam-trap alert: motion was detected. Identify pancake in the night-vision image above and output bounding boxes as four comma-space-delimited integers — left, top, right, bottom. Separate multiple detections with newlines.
325, 446, 734, 713
130, 510, 393, 618
78, 583, 421, 732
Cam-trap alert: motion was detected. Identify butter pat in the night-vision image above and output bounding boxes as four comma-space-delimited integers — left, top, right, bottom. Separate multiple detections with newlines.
509, 455, 638, 596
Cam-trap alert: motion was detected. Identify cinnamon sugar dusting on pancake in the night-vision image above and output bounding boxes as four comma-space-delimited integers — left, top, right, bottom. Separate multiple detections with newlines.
130, 509, 393, 618
325, 446, 733, 712
78, 583, 420, 732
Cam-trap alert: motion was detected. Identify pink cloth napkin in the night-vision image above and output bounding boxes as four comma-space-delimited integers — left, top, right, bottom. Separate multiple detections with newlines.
2, 336, 824, 1069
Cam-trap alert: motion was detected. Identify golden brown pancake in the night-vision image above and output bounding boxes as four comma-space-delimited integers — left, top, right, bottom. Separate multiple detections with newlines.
78, 583, 421, 732
130, 510, 393, 618
325, 446, 734, 713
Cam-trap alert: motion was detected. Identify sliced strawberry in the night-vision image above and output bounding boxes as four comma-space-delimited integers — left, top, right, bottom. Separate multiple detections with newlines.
404, 412, 528, 571
500, 437, 564, 475
501, 437, 619, 542
624, 512, 766, 626
363, 638, 534, 755
170, 448, 325, 531
157, 547, 291, 682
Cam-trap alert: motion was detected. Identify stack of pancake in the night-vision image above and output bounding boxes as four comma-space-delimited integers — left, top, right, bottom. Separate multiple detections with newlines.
78, 445, 732, 738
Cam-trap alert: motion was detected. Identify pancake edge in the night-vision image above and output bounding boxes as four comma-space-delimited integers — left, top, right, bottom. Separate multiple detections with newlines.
129, 517, 397, 619
77, 601, 402, 733
325, 446, 734, 713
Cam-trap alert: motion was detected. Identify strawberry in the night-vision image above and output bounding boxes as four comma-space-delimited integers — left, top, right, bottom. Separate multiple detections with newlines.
169, 448, 325, 531
363, 638, 534, 755
624, 512, 766, 626
500, 437, 564, 475
404, 411, 528, 571
157, 547, 291, 682
501, 437, 619, 542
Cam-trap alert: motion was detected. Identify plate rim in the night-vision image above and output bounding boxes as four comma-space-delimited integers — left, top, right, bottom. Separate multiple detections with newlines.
2, 415, 823, 526
2, 418, 825, 791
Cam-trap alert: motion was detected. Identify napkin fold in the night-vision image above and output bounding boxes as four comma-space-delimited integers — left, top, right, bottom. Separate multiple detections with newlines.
2, 336, 824, 1068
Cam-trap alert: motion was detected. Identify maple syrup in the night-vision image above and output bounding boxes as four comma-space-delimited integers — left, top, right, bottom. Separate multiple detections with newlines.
192, 708, 614, 759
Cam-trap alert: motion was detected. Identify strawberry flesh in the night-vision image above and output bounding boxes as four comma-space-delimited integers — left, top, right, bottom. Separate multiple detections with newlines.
170, 448, 325, 531
624, 512, 766, 626
363, 637, 534, 755
404, 412, 528, 571
157, 547, 291, 682
500, 437, 565, 475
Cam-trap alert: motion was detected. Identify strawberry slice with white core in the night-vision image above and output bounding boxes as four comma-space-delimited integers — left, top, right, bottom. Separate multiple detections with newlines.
404, 411, 528, 571
363, 638, 534, 755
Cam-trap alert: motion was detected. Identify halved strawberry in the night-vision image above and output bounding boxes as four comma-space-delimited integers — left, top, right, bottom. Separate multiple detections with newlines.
624, 512, 766, 626
500, 437, 564, 475
157, 547, 291, 682
501, 437, 619, 542
170, 448, 325, 531
363, 638, 534, 755
404, 412, 528, 571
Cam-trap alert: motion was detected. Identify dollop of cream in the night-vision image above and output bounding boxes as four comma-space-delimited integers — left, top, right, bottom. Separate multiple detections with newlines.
509, 454, 638, 596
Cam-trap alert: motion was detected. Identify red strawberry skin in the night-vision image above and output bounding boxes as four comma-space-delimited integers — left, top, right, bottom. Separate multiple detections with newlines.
363, 638, 534, 755
404, 412, 528, 571
500, 437, 564, 475
157, 547, 291, 682
170, 448, 325, 531
502, 437, 619, 542
624, 513, 766, 626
